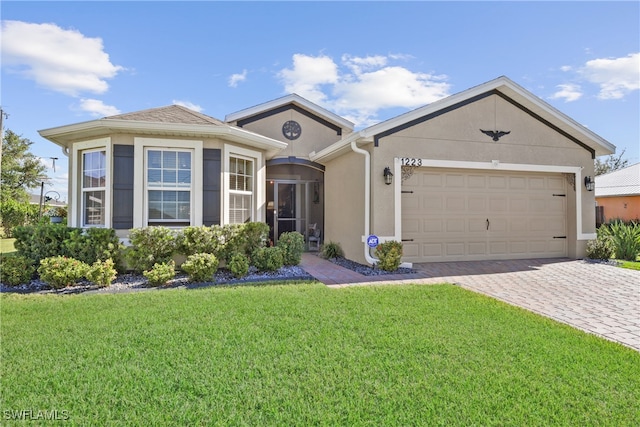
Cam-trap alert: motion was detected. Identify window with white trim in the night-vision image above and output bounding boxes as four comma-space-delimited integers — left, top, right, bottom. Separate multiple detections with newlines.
146, 148, 192, 226
81, 150, 106, 226
229, 156, 254, 224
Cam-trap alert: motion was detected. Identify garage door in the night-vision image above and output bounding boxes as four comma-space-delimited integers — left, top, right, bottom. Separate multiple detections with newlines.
401, 168, 567, 262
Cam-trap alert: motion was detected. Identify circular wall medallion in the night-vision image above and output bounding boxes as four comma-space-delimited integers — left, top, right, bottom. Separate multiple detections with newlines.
282, 120, 302, 140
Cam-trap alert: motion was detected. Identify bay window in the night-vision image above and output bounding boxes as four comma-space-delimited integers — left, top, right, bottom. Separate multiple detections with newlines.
146, 149, 192, 226
228, 156, 254, 223
82, 150, 106, 226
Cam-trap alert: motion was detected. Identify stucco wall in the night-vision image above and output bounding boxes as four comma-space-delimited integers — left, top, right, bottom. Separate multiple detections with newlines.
597, 196, 640, 223
324, 150, 367, 264
369, 94, 596, 259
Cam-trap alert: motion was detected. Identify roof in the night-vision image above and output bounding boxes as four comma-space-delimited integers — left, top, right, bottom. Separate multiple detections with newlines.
39, 104, 287, 157
311, 76, 616, 163
225, 93, 355, 131
595, 162, 640, 197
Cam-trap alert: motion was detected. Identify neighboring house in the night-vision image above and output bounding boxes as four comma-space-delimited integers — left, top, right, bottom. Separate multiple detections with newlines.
595, 163, 640, 224
39, 76, 615, 265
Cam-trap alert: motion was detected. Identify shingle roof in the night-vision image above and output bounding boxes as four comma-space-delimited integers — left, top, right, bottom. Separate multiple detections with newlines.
105, 105, 225, 126
595, 162, 640, 197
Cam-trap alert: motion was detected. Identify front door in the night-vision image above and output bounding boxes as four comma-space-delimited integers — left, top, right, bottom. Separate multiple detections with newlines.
267, 181, 307, 245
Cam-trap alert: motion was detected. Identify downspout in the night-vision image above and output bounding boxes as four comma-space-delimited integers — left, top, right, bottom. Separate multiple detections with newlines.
350, 139, 378, 265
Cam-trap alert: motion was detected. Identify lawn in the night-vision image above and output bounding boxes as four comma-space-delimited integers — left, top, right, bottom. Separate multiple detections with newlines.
2, 283, 639, 425
0, 238, 16, 254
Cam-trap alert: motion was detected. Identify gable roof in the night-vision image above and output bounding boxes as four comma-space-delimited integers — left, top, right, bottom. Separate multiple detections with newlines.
595, 162, 640, 197
39, 104, 287, 156
225, 93, 355, 133
311, 76, 615, 163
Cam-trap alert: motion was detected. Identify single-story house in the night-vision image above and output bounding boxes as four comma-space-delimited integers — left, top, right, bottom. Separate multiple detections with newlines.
39, 76, 615, 265
595, 162, 640, 224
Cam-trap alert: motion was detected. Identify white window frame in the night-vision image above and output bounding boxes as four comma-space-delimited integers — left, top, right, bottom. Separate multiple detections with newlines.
134, 138, 203, 228
71, 138, 112, 228
223, 145, 264, 224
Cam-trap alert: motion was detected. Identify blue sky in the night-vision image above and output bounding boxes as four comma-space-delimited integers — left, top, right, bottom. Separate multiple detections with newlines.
2, 1, 639, 202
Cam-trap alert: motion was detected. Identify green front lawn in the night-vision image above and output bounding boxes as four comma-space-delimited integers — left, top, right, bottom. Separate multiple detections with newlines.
0, 238, 16, 254
2, 284, 639, 425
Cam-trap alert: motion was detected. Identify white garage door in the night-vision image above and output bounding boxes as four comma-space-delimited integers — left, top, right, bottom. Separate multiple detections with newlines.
401, 168, 567, 262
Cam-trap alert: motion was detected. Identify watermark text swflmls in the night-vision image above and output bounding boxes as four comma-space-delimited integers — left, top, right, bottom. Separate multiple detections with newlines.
3, 409, 70, 421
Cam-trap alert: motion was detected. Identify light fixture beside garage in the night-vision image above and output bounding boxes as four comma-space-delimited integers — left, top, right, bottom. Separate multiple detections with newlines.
384, 167, 393, 185
584, 176, 595, 191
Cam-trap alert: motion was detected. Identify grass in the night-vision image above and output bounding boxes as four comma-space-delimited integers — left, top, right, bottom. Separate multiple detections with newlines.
2, 283, 639, 426
619, 260, 640, 270
0, 238, 16, 254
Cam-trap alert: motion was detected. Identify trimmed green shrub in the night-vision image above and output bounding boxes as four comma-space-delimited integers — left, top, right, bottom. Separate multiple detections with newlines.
63, 228, 124, 270
600, 221, 640, 261
320, 241, 344, 259
277, 231, 305, 266
375, 240, 403, 272
0, 199, 40, 237
178, 226, 222, 256
217, 224, 245, 263
127, 227, 178, 273
143, 260, 175, 287
0, 255, 36, 286
13, 224, 77, 265
586, 238, 613, 260
240, 222, 270, 257
228, 253, 250, 278
38, 256, 89, 289
181, 253, 219, 283
86, 258, 117, 287
253, 246, 284, 272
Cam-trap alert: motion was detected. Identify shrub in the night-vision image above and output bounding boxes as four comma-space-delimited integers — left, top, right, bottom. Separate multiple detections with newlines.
63, 228, 124, 270
178, 226, 222, 256
240, 222, 270, 257
38, 256, 89, 289
127, 227, 178, 273
143, 260, 175, 287
586, 238, 613, 260
253, 247, 284, 272
277, 231, 305, 265
13, 224, 77, 265
600, 221, 640, 261
375, 240, 403, 272
0, 199, 40, 237
227, 253, 250, 278
320, 241, 344, 259
86, 258, 118, 287
0, 255, 36, 286
181, 253, 219, 283
217, 224, 245, 263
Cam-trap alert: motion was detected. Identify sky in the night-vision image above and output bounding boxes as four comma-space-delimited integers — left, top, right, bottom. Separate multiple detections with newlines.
1, 1, 639, 203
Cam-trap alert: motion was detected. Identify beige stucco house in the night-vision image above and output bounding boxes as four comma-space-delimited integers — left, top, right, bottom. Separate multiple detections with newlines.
39, 76, 615, 265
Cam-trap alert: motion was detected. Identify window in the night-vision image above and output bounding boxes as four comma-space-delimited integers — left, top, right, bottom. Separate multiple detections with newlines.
82, 150, 106, 226
229, 156, 254, 223
146, 149, 192, 225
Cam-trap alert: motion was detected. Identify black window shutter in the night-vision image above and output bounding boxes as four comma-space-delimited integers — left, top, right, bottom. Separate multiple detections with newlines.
112, 145, 134, 229
203, 149, 221, 226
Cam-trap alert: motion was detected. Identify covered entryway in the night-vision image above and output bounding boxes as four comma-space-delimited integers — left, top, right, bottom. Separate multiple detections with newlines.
266, 160, 324, 248
401, 168, 568, 262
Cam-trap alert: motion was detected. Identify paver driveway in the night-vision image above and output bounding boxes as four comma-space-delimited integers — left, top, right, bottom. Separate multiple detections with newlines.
411, 258, 640, 352
301, 254, 640, 351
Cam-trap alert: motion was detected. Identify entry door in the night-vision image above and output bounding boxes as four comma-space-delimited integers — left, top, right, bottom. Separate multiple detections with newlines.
267, 181, 307, 244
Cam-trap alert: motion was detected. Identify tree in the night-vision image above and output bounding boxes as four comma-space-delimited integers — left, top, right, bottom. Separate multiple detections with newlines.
595, 148, 629, 176
1, 130, 47, 203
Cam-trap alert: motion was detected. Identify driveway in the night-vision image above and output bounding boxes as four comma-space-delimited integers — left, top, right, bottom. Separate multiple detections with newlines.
411, 258, 640, 352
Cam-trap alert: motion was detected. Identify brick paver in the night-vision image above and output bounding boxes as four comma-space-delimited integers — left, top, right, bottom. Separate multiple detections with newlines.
300, 254, 640, 351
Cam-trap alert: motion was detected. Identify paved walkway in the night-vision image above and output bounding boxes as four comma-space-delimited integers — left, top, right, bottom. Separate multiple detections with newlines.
300, 254, 640, 352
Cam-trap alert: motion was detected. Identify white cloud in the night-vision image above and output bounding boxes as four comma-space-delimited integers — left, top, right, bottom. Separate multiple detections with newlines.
278, 53, 450, 126
78, 99, 121, 116
228, 69, 248, 87
549, 83, 583, 102
1, 20, 123, 96
581, 53, 640, 99
560, 65, 573, 72
172, 100, 203, 112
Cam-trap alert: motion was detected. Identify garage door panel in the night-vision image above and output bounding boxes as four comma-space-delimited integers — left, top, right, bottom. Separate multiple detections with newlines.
402, 168, 567, 262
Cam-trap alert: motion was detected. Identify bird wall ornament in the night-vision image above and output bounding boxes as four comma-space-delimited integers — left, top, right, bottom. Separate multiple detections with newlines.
480, 129, 511, 141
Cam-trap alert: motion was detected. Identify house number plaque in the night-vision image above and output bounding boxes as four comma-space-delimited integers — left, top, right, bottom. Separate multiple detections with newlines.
401, 158, 422, 166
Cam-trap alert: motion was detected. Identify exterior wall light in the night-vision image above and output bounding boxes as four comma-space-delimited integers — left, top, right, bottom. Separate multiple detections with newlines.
384, 167, 393, 185
584, 176, 595, 191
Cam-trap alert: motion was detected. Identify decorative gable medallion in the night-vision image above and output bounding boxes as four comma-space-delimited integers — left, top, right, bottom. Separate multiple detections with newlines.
480, 129, 511, 141
282, 120, 302, 140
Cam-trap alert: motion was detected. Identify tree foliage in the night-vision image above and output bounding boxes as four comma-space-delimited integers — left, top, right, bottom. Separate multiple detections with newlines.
595, 148, 629, 176
1, 130, 47, 203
